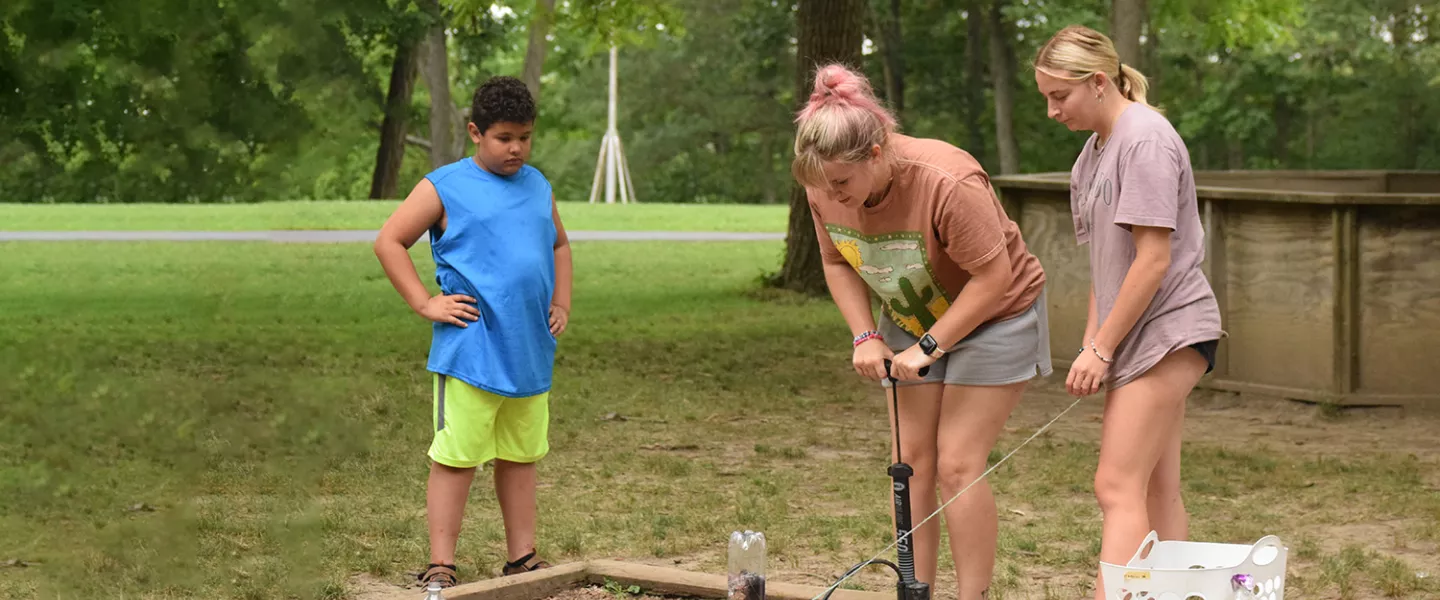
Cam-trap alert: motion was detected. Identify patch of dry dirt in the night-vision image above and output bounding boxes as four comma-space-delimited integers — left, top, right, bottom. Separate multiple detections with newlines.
1015, 378, 1440, 459
346, 573, 407, 600
971, 380, 1440, 599
344, 381, 1440, 600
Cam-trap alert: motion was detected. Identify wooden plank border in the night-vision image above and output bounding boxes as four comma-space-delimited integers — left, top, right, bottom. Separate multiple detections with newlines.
372, 560, 892, 600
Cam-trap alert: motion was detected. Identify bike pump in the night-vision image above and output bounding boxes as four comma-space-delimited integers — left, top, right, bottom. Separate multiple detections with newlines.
885, 359, 930, 600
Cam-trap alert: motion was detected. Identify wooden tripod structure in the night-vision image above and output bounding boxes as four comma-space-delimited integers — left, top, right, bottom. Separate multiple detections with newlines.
589, 46, 637, 204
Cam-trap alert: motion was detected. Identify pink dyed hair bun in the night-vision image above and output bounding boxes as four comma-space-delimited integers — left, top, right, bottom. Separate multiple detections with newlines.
796, 64, 898, 131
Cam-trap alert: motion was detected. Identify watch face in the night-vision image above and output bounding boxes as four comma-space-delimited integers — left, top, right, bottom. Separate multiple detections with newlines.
920, 334, 936, 353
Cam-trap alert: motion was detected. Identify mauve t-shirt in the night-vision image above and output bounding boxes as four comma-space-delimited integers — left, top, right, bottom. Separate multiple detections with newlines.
1069, 103, 1223, 388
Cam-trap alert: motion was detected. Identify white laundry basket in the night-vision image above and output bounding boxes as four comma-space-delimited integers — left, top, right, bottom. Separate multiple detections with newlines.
1099, 531, 1288, 600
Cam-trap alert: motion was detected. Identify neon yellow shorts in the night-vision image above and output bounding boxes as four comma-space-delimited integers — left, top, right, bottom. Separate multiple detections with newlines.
428, 374, 550, 468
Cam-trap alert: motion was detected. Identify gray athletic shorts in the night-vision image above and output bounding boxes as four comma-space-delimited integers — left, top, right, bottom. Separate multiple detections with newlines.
880, 287, 1053, 387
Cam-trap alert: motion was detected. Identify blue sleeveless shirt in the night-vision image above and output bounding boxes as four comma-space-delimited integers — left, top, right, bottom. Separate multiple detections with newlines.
425, 158, 557, 398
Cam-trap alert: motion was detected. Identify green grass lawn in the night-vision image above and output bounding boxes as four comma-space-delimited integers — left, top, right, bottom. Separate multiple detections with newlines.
0, 202, 788, 232
0, 240, 1435, 600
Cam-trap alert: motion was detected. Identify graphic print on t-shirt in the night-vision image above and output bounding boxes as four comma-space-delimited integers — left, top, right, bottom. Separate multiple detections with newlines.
825, 225, 951, 337
1079, 174, 1113, 235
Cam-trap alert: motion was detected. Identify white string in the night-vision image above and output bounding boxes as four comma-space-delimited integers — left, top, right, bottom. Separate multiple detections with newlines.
809, 396, 1085, 600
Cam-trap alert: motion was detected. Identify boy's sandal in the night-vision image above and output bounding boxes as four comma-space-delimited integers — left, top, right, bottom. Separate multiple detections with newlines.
418, 563, 458, 588
502, 551, 552, 576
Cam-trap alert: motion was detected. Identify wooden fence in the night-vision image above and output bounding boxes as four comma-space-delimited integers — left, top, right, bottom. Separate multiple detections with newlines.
991, 170, 1440, 411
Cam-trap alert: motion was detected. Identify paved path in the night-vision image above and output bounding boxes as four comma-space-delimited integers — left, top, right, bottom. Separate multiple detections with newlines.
0, 230, 784, 243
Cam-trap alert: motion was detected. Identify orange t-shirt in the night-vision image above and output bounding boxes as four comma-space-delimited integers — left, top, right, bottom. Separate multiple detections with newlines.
808, 134, 1045, 338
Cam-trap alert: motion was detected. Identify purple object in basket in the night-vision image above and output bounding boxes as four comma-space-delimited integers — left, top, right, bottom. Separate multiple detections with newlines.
1232, 573, 1261, 599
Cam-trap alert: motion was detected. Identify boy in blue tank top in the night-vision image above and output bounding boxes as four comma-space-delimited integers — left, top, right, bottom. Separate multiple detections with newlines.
373, 76, 573, 589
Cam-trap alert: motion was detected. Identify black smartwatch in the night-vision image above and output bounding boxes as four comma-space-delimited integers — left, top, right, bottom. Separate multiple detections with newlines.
918, 333, 945, 359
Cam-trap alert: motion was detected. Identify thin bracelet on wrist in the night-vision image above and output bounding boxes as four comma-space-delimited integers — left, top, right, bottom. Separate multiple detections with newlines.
1089, 339, 1114, 364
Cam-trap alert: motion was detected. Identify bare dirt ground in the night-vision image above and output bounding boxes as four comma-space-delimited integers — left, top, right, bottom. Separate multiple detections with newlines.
348, 380, 1440, 600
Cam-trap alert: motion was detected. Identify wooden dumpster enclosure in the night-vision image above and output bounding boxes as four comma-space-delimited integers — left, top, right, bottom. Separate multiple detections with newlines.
991, 171, 1440, 410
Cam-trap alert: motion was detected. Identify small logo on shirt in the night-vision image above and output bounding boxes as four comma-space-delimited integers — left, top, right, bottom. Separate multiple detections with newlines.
1081, 176, 1113, 231
1087, 177, 1113, 207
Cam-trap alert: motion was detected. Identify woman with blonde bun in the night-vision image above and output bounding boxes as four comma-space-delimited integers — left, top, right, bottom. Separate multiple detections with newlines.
793, 63, 1051, 600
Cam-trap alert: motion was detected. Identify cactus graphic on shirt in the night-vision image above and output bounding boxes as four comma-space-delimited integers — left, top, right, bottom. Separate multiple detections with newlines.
887, 277, 939, 331
824, 225, 952, 337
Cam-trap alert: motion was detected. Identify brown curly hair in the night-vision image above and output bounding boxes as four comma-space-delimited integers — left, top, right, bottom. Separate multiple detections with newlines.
470, 76, 536, 134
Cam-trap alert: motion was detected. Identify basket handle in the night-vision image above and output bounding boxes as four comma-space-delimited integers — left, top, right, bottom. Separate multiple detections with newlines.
1245, 535, 1285, 567
1125, 531, 1161, 566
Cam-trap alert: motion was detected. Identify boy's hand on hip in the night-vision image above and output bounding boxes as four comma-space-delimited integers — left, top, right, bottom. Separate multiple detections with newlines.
420, 294, 479, 328
549, 305, 569, 337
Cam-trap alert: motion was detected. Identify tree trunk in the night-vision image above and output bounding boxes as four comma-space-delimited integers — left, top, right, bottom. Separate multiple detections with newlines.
964, 0, 987, 165
1226, 139, 1244, 170
1141, 0, 1159, 97
775, 0, 866, 295
417, 0, 462, 168
521, 0, 558, 105
986, 0, 1019, 174
1273, 92, 1292, 167
760, 129, 777, 204
1392, 6, 1419, 169
1305, 107, 1315, 169
1197, 60, 1212, 169
869, 5, 890, 106
1110, 0, 1144, 68
370, 36, 421, 200
877, 0, 905, 116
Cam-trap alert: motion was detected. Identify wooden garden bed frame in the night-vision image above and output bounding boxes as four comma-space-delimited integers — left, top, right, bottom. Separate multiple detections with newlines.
375, 559, 892, 600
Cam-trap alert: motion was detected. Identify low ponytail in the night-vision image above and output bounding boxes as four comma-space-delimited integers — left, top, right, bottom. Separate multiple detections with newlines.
1034, 25, 1158, 110
1116, 62, 1151, 106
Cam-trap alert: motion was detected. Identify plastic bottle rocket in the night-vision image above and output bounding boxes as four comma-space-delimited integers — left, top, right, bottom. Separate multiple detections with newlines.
728, 530, 766, 600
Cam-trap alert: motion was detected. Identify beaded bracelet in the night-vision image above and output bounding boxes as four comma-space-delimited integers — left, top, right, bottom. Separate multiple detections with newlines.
1089, 339, 1114, 364
853, 330, 884, 347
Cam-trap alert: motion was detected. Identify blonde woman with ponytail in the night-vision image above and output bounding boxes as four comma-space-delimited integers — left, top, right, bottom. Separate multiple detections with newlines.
1034, 25, 1223, 600
793, 63, 1050, 600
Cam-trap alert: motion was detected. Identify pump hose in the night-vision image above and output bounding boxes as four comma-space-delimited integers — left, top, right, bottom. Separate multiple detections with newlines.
818, 558, 903, 600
